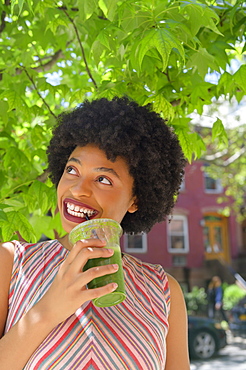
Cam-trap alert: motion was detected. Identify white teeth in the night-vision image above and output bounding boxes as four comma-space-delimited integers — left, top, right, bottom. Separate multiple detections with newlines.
66, 202, 95, 218
67, 208, 85, 217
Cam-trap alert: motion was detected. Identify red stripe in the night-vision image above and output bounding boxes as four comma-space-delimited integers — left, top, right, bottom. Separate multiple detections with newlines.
34, 317, 80, 367
95, 308, 144, 369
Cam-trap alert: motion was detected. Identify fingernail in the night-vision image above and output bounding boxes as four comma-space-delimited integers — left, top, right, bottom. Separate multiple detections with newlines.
112, 283, 118, 290
107, 248, 114, 254
112, 264, 118, 270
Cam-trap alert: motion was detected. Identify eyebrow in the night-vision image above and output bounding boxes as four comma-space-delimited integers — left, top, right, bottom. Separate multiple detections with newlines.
67, 158, 120, 179
68, 157, 81, 165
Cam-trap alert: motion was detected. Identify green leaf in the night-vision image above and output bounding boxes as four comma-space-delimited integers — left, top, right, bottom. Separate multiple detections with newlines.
144, 95, 174, 120
29, 214, 54, 241
98, 0, 118, 21
49, 212, 66, 239
11, 0, 24, 15
234, 65, 246, 94
217, 72, 234, 95
97, 29, 111, 50
192, 133, 206, 159
137, 28, 184, 71
27, 181, 56, 215
212, 118, 228, 146
0, 90, 20, 112
175, 128, 194, 163
0, 210, 8, 222
3, 147, 33, 175
78, 0, 98, 21
92, 40, 105, 66
187, 48, 219, 77
2, 211, 36, 242
181, 2, 223, 36
46, 17, 70, 34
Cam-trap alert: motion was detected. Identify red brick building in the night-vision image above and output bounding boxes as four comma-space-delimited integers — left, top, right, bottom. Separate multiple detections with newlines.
122, 161, 246, 290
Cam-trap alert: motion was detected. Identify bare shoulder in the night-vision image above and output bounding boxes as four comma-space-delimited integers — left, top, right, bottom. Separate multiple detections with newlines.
166, 272, 187, 323
165, 273, 190, 369
0, 242, 15, 337
166, 272, 181, 289
0, 241, 15, 269
166, 273, 184, 301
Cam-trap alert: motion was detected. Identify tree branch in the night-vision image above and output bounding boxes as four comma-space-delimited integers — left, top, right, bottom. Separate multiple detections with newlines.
17, 49, 64, 74
0, 49, 64, 81
58, 5, 108, 20
223, 147, 246, 166
204, 146, 245, 167
22, 67, 57, 119
62, 8, 98, 89
204, 149, 229, 161
37, 168, 50, 183
0, 0, 11, 34
58, 6, 79, 12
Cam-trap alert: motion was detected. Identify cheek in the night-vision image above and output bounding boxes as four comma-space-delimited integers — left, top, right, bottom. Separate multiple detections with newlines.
56, 182, 64, 208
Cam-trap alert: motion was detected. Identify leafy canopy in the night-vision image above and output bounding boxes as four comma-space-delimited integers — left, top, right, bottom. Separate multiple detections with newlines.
0, 0, 245, 241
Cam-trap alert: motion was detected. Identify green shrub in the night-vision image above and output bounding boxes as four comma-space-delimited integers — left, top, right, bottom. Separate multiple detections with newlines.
184, 286, 208, 316
183, 284, 246, 315
223, 284, 246, 310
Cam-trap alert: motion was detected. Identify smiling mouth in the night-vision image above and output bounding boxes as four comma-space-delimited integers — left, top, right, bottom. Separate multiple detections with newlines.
67, 202, 96, 218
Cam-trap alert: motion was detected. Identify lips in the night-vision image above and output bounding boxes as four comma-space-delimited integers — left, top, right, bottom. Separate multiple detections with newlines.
63, 198, 99, 224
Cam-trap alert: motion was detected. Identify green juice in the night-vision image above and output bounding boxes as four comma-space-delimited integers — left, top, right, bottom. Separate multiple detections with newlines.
83, 245, 125, 307
69, 219, 126, 307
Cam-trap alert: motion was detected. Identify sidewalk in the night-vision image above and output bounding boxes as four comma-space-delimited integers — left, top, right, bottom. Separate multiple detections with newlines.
190, 332, 246, 370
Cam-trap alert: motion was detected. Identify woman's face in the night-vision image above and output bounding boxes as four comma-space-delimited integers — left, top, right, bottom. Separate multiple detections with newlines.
57, 144, 137, 233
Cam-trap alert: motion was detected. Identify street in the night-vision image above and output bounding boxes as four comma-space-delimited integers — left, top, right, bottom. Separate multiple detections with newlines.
190, 333, 246, 369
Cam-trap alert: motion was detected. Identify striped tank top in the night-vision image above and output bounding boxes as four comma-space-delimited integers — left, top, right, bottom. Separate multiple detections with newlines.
5, 240, 170, 369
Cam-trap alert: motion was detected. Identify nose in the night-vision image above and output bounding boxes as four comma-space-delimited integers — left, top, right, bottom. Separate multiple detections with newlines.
69, 177, 92, 198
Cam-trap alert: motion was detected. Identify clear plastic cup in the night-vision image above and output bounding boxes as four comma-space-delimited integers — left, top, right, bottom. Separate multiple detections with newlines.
69, 218, 126, 307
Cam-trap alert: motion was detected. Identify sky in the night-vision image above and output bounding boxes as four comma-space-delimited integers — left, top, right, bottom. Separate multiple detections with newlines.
190, 96, 246, 129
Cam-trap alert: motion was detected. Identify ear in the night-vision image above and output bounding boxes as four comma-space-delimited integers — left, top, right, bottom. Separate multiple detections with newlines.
127, 197, 138, 214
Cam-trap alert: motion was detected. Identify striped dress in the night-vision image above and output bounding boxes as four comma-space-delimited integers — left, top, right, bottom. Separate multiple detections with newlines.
4, 240, 170, 369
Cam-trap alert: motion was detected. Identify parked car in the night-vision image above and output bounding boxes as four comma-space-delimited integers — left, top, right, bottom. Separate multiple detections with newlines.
188, 316, 227, 360
229, 296, 246, 337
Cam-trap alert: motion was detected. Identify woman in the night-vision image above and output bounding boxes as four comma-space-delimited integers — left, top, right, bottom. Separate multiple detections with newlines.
207, 276, 228, 322
0, 97, 190, 369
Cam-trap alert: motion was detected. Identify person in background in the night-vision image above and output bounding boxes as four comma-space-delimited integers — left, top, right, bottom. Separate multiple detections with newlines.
0, 97, 190, 369
207, 276, 228, 322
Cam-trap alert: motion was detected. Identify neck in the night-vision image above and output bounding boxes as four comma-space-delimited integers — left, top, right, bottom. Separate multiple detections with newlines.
57, 234, 72, 250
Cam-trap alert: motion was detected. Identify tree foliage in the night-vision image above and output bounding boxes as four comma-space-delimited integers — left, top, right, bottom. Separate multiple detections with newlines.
203, 122, 246, 220
0, 0, 245, 242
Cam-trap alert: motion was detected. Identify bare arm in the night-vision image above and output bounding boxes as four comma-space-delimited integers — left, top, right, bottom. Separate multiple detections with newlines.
165, 274, 190, 370
0, 239, 118, 369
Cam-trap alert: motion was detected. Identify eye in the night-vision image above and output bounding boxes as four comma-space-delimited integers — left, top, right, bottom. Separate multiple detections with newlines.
65, 165, 77, 175
97, 176, 112, 185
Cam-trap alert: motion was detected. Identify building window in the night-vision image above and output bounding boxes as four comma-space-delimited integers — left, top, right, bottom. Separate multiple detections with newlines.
123, 233, 147, 253
204, 172, 222, 193
172, 255, 187, 267
167, 215, 189, 253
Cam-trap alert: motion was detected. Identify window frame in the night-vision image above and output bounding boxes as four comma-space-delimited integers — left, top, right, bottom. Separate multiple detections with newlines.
204, 171, 223, 194
167, 215, 189, 253
123, 233, 148, 253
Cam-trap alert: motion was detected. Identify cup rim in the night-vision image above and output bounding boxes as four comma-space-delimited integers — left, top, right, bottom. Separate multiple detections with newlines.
69, 218, 123, 241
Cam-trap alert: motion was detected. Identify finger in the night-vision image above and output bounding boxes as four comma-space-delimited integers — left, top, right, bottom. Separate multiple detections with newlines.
72, 245, 115, 273
82, 282, 118, 303
65, 238, 107, 265
81, 262, 119, 286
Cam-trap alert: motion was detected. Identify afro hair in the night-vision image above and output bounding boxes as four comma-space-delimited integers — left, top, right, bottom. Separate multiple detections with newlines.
47, 97, 186, 234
